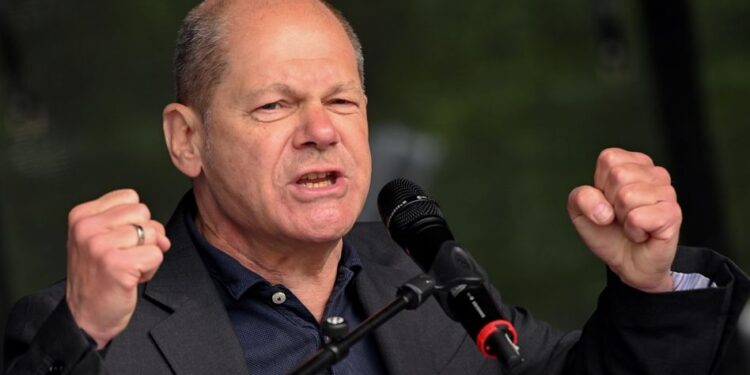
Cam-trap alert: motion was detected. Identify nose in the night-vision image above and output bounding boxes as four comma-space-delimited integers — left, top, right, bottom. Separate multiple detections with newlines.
293, 103, 340, 150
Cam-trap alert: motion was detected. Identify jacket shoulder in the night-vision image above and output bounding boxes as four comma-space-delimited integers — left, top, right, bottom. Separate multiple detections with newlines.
346, 222, 414, 269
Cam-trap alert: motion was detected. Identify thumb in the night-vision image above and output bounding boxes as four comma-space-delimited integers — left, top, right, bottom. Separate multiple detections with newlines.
567, 186, 615, 226
567, 186, 623, 263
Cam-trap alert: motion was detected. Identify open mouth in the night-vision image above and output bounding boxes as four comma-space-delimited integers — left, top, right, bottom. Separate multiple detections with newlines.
297, 171, 338, 189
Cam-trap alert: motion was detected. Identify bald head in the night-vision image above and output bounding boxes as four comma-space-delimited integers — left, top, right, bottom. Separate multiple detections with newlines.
174, 0, 364, 117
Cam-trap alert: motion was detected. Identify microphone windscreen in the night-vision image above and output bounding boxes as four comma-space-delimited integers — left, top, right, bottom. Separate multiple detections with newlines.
377, 178, 446, 249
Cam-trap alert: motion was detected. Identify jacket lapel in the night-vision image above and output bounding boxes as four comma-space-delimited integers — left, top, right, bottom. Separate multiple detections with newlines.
348, 222, 474, 375
142, 195, 248, 375
355, 260, 438, 375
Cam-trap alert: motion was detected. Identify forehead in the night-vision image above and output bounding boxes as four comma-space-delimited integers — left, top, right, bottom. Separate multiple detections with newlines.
220, 0, 359, 86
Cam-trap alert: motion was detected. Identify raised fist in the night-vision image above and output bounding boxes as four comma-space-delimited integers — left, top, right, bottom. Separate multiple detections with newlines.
65, 189, 171, 349
567, 148, 682, 293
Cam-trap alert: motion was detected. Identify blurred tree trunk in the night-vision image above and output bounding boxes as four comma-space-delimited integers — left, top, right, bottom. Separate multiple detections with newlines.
1, 1, 21, 362
640, 1, 745, 374
640, 0, 729, 254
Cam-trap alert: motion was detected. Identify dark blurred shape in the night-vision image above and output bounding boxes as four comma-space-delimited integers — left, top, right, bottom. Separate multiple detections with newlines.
640, 0, 727, 255
738, 302, 750, 373
593, 0, 628, 78
1, 0, 17, 333
639, 1, 745, 373
361, 123, 443, 221
0, 1, 61, 367
0, 0, 16, 367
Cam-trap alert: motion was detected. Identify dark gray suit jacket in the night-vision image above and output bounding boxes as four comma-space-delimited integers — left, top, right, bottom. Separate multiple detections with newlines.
4, 194, 749, 374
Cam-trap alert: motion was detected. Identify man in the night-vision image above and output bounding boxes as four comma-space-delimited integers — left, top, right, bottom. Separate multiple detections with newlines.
3, 0, 748, 374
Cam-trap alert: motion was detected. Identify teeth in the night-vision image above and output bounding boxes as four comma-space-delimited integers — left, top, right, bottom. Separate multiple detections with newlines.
300, 172, 331, 181
302, 179, 333, 189
298, 171, 335, 189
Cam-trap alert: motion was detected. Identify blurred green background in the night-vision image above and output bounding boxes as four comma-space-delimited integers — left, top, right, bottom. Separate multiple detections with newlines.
1, 0, 748, 371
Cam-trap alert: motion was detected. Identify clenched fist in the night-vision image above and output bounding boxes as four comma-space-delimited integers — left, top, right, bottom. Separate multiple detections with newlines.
65, 189, 171, 349
568, 148, 682, 293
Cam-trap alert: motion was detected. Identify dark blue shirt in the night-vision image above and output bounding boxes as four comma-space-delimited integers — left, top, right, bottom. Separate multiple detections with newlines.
184, 210, 386, 374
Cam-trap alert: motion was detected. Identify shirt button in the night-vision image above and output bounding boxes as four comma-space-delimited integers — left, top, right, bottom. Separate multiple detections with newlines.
272, 291, 287, 304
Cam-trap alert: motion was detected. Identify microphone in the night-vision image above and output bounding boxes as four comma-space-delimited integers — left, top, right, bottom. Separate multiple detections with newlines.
377, 178, 523, 368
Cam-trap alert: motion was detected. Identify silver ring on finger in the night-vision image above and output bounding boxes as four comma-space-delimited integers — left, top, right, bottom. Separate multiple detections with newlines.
132, 223, 146, 246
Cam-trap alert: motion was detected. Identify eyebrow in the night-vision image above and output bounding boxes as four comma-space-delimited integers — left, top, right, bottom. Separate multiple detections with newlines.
324, 82, 364, 97
243, 81, 364, 102
244, 84, 299, 102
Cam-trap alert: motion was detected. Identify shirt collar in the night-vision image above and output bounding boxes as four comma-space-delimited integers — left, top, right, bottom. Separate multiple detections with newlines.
183, 195, 363, 300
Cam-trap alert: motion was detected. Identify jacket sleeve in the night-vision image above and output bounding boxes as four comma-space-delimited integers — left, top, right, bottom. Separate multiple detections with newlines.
547, 246, 750, 375
3, 285, 108, 375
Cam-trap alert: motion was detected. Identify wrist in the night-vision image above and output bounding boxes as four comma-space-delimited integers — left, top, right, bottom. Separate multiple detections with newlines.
65, 296, 116, 350
629, 273, 674, 293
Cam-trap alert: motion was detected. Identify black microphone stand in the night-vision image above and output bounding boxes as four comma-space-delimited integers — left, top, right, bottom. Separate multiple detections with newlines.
289, 273, 436, 375
430, 241, 524, 371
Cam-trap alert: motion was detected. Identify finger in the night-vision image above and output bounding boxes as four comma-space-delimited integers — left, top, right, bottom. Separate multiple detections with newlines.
70, 203, 151, 244
567, 185, 614, 226
599, 164, 672, 204
622, 201, 682, 244
593, 148, 657, 189
86, 223, 161, 252
567, 186, 625, 266
68, 189, 140, 225
132, 246, 165, 283
107, 245, 165, 285
148, 220, 171, 251
612, 183, 677, 224
149, 219, 166, 236
98, 203, 152, 230
157, 235, 172, 252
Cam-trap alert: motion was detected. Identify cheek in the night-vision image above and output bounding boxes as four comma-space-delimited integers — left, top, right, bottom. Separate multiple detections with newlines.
351, 132, 372, 180
204, 130, 268, 193
355, 150, 372, 191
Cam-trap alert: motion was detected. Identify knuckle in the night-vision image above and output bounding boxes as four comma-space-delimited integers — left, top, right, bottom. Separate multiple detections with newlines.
608, 165, 629, 185
653, 166, 672, 183
666, 200, 683, 220
598, 148, 619, 167
134, 203, 152, 220
150, 248, 165, 264
68, 204, 85, 225
152, 220, 166, 234
615, 185, 636, 207
633, 151, 653, 165
665, 185, 677, 200
71, 217, 96, 242
624, 209, 642, 227
137, 249, 164, 272
116, 188, 140, 203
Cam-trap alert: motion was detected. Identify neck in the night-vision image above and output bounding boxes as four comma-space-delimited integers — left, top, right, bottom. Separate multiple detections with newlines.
195, 211, 342, 321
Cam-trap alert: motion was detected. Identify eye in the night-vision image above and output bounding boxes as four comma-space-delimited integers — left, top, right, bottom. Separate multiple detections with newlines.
250, 100, 294, 122
258, 101, 282, 111
328, 98, 359, 114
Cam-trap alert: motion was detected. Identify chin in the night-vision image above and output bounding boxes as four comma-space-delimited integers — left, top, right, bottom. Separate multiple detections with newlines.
292, 208, 356, 244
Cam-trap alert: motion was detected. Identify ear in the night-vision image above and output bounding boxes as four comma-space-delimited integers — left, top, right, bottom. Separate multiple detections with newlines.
163, 103, 204, 178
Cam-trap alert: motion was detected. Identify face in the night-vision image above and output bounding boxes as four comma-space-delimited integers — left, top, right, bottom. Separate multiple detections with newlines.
193, 1, 371, 249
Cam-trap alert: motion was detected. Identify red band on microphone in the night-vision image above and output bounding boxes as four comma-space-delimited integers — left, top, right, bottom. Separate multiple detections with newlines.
476, 319, 518, 359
